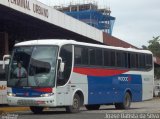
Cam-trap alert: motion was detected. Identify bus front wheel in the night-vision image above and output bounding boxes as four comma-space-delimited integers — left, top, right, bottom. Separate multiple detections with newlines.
66, 94, 81, 113
115, 92, 131, 109
85, 105, 100, 110
30, 106, 44, 114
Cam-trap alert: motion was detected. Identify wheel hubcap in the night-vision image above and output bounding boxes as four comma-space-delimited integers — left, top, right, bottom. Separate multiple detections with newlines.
73, 98, 79, 109
125, 94, 130, 107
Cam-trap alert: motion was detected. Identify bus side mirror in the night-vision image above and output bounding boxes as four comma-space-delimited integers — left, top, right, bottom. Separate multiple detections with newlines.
3, 55, 10, 69
58, 57, 65, 73
60, 62, 65, 72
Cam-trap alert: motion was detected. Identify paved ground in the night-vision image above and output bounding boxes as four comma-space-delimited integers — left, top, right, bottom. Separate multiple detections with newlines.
1, 98, 160, 119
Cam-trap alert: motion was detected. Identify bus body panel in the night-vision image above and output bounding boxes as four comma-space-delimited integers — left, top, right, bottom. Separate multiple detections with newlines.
72, 67, 144, 105
56, 72, 88, 106
0, 81, 7, 104
0, 61, 8, 104
141, 74, 154, 100
7, 87, 56, 107
11, 87, 53, 97
6, 40, 154, 108
8, 69, 153, 106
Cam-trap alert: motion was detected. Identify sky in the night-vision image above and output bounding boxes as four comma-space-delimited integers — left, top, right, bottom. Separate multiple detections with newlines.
37, 0, 160, 48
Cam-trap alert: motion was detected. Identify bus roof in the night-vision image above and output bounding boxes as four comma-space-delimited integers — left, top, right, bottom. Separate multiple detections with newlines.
15, 39, 152, 54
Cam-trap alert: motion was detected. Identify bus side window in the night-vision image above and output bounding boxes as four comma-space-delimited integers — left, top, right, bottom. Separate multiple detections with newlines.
104, 50, 110, 66
146, 54, 153, 69
116, 51, 127, 68
95, 48, 103, 66
57, 45, 72, 86
110, 51, 116, 67
81, 47, 88, 65
75, 46, 82, 65
116, 51, 122, 67
130, 53, 138, 69
138, 54, 146, 69
89, 48, 95, 65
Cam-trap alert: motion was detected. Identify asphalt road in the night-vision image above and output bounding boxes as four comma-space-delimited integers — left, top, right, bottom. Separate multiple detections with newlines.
1, 98, 160, 119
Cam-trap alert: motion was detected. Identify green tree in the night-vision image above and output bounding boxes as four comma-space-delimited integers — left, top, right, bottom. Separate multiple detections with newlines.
148, 36, 160, 57
147, 36, 160, 79
154, 67, 160, 79
141, 45, 148, 50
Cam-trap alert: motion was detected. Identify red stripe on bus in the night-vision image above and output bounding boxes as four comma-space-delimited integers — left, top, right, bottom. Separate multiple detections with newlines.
34, 88, 52, 93
73, 67, 129, 77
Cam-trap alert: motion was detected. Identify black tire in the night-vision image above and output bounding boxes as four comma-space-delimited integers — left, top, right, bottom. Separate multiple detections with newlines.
115, 92, 131, 109
30, 106, 44, 114
85, 105, 100, 110
66, 94, 81, 113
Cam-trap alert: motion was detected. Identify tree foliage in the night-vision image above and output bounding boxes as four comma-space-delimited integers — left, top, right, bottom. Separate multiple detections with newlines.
141, 45, 148, 50
155, 68, 160, 79
144, 36, 160, 79
148, 36, 160, 57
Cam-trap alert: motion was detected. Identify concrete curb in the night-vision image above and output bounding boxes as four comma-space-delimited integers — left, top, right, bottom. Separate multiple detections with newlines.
0, 107, 29, 114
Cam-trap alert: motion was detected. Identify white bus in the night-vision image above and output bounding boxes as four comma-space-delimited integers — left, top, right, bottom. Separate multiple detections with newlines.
0, 61, 8, 104
3, 39, 154, 113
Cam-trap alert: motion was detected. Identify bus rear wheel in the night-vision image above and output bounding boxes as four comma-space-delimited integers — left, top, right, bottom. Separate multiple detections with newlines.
85, 105, 100, 110
30, 106, 44, 114
115, 92, 131, 109
66, 94, 81, 113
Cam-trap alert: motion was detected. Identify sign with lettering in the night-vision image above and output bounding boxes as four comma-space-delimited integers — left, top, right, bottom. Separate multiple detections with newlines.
8, 0, 49, 18
0, 0, 104, 43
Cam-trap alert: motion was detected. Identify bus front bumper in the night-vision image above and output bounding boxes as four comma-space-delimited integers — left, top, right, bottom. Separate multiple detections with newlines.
7, 95, 56, 107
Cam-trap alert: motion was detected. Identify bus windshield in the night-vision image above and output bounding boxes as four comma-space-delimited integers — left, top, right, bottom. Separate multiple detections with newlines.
8, 46, 58, 87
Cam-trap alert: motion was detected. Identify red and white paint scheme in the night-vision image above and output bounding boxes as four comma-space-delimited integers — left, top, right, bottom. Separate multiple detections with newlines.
4, 39, 154, 113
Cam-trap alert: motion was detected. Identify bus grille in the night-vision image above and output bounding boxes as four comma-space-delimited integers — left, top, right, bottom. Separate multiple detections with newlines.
17, 100, 38, 106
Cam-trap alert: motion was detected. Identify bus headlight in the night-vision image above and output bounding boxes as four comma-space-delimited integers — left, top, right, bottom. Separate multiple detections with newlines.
40, 93, 54, 97
7, 92, 16, 97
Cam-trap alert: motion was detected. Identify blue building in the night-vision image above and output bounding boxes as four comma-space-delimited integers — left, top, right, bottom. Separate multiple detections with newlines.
55, 3, 115, 35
